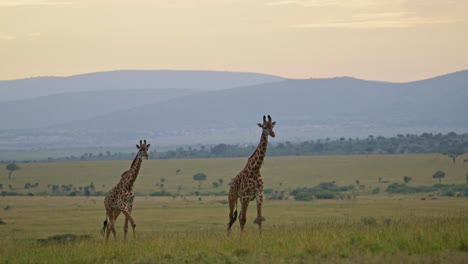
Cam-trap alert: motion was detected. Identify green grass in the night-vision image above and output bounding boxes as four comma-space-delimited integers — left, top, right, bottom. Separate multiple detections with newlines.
0, 197, 467, 263
2, 154, 468, 196
1, 154, 468, 263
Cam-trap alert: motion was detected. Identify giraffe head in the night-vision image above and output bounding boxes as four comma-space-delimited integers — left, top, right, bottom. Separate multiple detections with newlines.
257, 115, 276, 138
136, 140, 151, 159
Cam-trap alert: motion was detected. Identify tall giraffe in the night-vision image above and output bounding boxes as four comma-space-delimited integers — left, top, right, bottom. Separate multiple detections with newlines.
102, 140, 151, 241
227, 115, 276, 233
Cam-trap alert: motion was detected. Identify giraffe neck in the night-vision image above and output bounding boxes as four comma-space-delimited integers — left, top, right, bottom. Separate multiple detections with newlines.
124, 151, 143, 189
246, 132, 268, 173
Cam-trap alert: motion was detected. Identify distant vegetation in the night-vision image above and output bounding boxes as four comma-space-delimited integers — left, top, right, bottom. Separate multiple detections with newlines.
2, 131, 466, 163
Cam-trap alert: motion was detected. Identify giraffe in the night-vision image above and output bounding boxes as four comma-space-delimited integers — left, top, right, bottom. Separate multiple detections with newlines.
227, 115, 276, 233
102, 140, 151, 241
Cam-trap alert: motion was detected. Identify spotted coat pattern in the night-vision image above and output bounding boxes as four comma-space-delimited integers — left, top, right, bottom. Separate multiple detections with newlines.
103, 140, 150, 241
227, 115, 276, 233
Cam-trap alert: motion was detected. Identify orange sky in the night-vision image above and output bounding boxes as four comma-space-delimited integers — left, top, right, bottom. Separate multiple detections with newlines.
1, 0, 467, 81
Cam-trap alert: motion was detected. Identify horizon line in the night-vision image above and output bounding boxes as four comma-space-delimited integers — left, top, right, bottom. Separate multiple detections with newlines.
1, 68, 467, 84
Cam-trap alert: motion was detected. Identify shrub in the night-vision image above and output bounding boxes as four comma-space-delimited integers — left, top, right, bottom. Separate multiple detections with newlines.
293, 191, 314, 201
149, 191, 172, 196
290, 182, 354, 201
386, 183, 468, 197
315, 191, 335, 199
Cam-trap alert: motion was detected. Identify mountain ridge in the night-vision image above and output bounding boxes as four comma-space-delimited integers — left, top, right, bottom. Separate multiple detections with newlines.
0, 70, 285, 102
0, 69, 467, 149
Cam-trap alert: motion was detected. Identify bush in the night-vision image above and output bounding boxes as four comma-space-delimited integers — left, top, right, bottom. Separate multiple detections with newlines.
290, 182, 354, 201
386, 183, 468, 196
293, 191, 314, 201
149, 191, 172, 196
315, 191, 335, 199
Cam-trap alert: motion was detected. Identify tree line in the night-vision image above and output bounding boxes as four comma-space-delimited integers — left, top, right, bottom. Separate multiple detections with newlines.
1, 132, 467, 163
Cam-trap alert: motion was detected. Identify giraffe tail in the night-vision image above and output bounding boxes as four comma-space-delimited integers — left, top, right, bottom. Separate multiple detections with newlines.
101, 217, 108, 237
227, 201, 238, 229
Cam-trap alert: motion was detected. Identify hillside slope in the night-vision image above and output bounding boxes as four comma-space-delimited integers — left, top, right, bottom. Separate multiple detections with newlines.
0, 69, 467, 149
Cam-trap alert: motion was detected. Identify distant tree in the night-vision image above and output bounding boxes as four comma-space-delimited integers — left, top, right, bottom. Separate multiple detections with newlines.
403, 176, 412, 184
211, 144, 229, 156
432, 170, 446, 184
443, 149, 465, 164
218, 179, 223, 186
193, 173, 207, 189
6, 163, 20, 179
84, 187, 91, 197
88, 182, 95, 192
212, 182, 219, 188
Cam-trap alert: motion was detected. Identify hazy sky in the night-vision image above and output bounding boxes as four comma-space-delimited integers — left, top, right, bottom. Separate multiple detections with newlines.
1, 0, 467, 81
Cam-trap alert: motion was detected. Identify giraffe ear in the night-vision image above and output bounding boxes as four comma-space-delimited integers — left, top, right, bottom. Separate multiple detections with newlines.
147, 144, 151, 148
257, 123, 263, 128
272, 121, 276, 126
136, 144, 140, 149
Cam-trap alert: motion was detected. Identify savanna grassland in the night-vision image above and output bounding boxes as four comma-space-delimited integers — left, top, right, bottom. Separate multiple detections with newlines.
1, 154, 468, 263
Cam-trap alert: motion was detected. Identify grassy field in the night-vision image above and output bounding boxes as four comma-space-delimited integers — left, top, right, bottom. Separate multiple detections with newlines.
2, 154, 468, 196
0, 196, 467, 263
1, 154, 468, 263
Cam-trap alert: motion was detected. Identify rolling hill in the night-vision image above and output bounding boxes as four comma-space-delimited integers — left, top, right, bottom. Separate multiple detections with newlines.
0, 69, 467, 149
0, 70, 284, 102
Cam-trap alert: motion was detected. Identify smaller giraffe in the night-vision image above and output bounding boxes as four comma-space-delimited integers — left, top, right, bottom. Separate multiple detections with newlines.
102, 140, 151, 242
227, 115, 276, 233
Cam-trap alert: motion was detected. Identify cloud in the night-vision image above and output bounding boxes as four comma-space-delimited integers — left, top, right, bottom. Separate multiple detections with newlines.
0, 0, 76, 7
265, 0, 300, 6
294, 12, 466, 29
0, 33, 42, 41
0, 35, 16, 40
271, 0, 467, 29
265, 0, 394, 8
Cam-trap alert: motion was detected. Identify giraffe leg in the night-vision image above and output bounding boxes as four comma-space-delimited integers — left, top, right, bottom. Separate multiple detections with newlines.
122, 210, 136, 240
255, 194, 264, 233
124, 200, 135, 240
239, 198, 250, 232
110, 211, 121, 241
129, 195, 136, 239
123, 217, 129, 241
105, 211, 112, 242
105, 210, 118, 242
